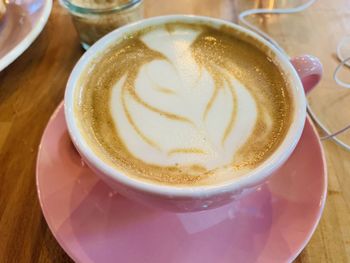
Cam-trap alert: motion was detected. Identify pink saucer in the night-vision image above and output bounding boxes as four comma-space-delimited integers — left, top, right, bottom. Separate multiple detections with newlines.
36, 103, 327, 263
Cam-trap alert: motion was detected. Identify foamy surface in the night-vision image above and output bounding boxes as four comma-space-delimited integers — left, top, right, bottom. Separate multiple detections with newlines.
76, 23, 292, 186
111, 27, 258, 170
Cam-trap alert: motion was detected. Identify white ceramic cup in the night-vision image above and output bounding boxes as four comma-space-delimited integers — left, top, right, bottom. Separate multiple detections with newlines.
64, 15, 322, 212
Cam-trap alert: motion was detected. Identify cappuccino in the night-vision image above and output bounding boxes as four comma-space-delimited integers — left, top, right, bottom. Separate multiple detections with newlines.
75, 22, 293, 186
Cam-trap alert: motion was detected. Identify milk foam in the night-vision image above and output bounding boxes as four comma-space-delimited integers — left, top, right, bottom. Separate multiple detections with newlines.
77, 22, 292, 186
110, 27, 262, 170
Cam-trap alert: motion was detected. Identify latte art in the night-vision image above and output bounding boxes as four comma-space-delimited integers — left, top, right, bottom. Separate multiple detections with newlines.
76, 23, 292, 186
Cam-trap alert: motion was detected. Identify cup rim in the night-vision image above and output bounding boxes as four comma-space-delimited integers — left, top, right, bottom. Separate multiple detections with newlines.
64, 15, 306, 198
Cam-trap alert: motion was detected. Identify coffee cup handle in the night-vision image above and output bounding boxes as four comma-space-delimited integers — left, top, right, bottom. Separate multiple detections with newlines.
290, 55, 323, 94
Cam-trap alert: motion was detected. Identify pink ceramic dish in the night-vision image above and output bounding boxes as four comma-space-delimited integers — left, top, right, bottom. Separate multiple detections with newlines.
36, 103, 327, 263
0, 0, 52, 71
64, 15, 323, 212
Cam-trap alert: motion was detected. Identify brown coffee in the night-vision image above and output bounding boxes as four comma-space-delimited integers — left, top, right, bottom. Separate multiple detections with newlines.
74, 22, 293, 187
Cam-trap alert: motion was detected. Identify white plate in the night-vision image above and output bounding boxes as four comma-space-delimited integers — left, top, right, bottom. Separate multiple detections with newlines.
0, 0, 52, 71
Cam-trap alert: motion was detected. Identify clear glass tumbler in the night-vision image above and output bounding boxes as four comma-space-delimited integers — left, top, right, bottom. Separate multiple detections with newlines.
60, 0, 143, 49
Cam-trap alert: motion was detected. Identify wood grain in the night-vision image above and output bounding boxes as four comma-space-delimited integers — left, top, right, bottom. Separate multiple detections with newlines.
0, 0, 349, 262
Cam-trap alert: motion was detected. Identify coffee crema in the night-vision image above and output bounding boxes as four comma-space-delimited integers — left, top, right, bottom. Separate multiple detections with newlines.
75, 22, 293, 186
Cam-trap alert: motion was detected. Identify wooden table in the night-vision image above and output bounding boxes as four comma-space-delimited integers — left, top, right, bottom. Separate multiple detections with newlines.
1, 0, 349, 262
